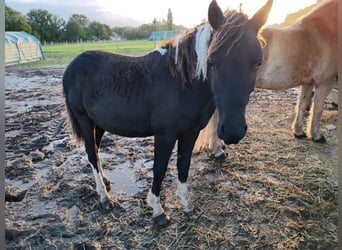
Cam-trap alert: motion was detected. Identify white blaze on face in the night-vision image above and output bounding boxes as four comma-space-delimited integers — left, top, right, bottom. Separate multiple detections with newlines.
177, 181, 193, 213
147, 190, 165, 217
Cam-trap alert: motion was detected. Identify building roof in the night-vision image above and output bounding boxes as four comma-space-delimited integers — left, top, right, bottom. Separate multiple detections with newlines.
5, 31, 41, 44
5, 31, 45, 66
148, 30, 180, 41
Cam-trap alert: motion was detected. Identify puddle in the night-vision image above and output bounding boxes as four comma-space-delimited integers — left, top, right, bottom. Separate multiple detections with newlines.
101, 153, 152, 195
5, 167, 50, 191
5, 74, 60, 91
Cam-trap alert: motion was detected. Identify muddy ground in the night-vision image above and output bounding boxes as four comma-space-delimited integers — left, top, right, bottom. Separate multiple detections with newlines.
5, 65, 338, 249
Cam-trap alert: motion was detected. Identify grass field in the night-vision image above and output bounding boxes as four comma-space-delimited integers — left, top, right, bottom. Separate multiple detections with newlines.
32, 39, 164, 66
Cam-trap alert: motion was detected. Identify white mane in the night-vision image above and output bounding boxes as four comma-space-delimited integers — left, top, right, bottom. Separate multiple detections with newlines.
173, 23, 213, 81
174, 35, 181, 65
195, 23, 213, 80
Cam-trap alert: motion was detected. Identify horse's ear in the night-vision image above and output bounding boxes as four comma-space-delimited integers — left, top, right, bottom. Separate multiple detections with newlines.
248, 0, 273, 32
208, 0, 224, 30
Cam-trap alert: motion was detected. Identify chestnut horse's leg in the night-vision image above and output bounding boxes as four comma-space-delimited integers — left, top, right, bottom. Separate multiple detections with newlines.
292, 84, 314, 138
176, 130, 199, 215
78, 115, 114, 210
308, 81, 335, 142
147, 134, 176, 227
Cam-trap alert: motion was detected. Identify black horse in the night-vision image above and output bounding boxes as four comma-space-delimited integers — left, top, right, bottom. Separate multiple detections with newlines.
63, 0, 273, 227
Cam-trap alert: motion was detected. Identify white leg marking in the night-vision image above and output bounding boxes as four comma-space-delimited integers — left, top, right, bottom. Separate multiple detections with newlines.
212, 138, 224, 158
147, 190, 164, 217
177, 181, 193, 213
91, 164, 110, 202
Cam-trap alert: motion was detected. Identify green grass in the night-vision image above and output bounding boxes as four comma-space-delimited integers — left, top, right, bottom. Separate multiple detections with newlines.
17, 40, 165, 67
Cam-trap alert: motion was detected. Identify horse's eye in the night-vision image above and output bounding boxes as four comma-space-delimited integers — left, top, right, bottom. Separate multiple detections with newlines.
254, 61, 262, 71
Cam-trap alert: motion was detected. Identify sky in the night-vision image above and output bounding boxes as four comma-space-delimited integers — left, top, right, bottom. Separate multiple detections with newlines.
6, 0, 318, 28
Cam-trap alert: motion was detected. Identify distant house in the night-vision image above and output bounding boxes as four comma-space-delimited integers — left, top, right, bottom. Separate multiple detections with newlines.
111, 32, 122, 41
148, 30, 180, 41
5, 31, 45, 66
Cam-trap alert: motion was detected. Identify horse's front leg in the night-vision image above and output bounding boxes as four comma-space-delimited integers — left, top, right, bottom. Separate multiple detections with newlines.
292, 84, 314, 138
308, 82, 335, 142
176, 131, 200, 216
147, 134, 176, 228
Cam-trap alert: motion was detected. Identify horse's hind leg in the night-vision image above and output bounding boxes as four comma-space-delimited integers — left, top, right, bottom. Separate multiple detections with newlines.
292, 84, 314, 138
309, 82, 335, 143
78, 115, 114, 210
176, 131, 199, 216
95, 126, 111, 191
147, 134, 176, 227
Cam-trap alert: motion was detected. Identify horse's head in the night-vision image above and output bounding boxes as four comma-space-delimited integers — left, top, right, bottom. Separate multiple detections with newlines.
207, 0, 272, 144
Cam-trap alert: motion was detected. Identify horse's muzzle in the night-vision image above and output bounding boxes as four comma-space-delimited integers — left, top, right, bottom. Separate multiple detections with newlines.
218, 123, 247, 145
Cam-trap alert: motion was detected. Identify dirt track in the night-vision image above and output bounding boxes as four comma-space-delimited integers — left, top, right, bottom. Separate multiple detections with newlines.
5, 65, 338, 249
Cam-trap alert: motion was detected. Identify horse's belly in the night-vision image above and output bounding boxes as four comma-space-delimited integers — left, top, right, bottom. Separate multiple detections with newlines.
90, 108, 154, 137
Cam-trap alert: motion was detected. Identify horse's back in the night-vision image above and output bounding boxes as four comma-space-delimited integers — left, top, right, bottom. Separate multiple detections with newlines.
63, 50, 132, 86
63, 50, 159, 136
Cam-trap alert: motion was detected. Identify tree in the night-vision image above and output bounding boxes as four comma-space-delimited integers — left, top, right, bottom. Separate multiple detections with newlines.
167, 8, 173, 30
27, 9, 65, 42
5, 5, 32, 32
65, 20, 82, 42
65, 14, 89, 41
152, 18, 158, 31
86, 21, 111, 40
102, 24, 113, 39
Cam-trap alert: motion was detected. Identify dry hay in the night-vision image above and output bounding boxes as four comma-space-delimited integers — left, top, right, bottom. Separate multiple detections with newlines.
5, 67, 338, 249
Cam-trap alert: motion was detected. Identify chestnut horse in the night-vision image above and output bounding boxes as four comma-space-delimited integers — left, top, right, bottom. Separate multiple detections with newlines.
195, 0, 337, 157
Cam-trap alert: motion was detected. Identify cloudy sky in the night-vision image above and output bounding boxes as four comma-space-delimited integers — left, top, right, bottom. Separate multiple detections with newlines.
6, 0, 317, 28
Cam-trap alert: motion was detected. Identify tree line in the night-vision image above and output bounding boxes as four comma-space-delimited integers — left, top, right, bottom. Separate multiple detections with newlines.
5, 6, 183, 43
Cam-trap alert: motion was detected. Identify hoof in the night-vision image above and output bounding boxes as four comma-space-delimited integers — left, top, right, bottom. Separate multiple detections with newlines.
103, 176, 111, 192
153, 213, 171, 228
101, 197, 116, 211
184, 208, 196, 218
210, 151, 225, 161
111, 203, 126, 217
214, 153, 225, 161
312, 136, 326, 143
294, 132, 307, 139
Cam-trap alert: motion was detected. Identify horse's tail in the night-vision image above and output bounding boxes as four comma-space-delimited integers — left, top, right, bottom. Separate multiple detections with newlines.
62, 65, 84, 145
63, 98, 84, 145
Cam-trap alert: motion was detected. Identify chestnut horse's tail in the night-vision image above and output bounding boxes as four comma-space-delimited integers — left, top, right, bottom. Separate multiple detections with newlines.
194, 109, 219, 152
